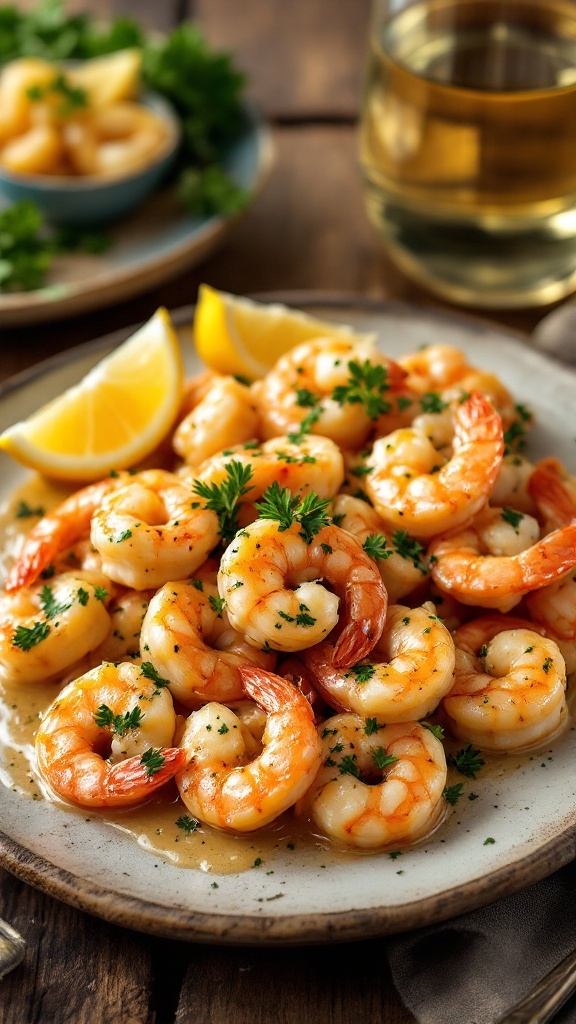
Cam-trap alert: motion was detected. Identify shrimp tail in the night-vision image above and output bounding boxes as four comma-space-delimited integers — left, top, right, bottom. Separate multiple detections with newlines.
239, 664, 312, 716
529, 457, 575, 530
332, 575, 387, 668
303, 644, 350, 713
108, 746, 187, 800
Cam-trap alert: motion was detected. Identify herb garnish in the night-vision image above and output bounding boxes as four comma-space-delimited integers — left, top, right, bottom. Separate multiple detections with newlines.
331, 360, 392, 420
255, 482, 330, 543
193, 461, 254, 544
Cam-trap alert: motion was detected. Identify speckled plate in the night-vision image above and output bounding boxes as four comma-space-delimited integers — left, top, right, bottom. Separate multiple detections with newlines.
1, 298, 575, 945
0, 105, 273, 328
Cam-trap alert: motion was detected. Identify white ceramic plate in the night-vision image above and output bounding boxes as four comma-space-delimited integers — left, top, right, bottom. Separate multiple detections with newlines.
0, 106, 273, 328
1, 298, 575, 945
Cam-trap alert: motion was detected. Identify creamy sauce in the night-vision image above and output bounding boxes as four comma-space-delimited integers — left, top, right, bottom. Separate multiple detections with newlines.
1, 477, 573, 873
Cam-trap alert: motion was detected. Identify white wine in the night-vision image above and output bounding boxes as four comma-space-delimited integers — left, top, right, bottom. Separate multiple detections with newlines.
360, 0, 576, 306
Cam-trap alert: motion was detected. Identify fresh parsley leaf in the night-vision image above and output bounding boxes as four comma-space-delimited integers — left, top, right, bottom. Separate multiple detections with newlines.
338, 754, 361, 778
140, 747, 165, 777
420, 392, 448, 414
140, 661, 170, 689
444, 783, 464, 806
255, 483, 330, 543
501, 507, 524, 533
331, 359, 392, 420
175, 814, 199, 834
94, 703, 143, 738
371, 748, 398, 771
209, 594, 226, 616
447, 744, 485, 779
15, 500, 45, 518
391, 530, 429, 574
193, 460, 254, 544
12, 621, 50, 650
39, 584, 71, 620
362, 533, 390, 561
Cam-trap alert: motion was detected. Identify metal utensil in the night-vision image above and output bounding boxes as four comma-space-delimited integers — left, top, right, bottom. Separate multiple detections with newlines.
496, 945, 576, 1024
0, 916, 25, 980
531, 299, 576, 365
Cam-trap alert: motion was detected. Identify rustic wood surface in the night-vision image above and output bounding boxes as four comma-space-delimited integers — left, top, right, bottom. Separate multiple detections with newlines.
0, 1, 567, 1022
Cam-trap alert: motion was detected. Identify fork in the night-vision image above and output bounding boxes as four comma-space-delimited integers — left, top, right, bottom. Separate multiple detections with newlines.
0, 916, 25, 980
496, 945, 576, 1023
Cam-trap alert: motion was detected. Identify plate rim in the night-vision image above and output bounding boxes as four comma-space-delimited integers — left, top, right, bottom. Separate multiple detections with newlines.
1, 294, 575, 945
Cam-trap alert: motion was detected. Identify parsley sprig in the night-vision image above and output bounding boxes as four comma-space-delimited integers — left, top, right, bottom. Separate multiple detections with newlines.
255, 482, 330, 543
447, 744, 485, 779
193, 461, 254, 544
94, 704, 143, 738
331, 360, 392, 420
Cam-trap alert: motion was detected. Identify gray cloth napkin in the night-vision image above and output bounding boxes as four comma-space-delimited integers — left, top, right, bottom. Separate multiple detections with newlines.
387, 859, 576, 1024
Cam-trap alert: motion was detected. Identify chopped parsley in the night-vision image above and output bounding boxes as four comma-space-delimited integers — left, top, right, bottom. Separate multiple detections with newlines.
140, 747, 165, 777
331, 359, 392, 420
176, 814, 199, 834
391, 530, 429, 574
444, 783, 464, 806
419, 392, 448, 414
12, 621, 50, 651
39, 584, 71, 620
287, 406, 322, 445
140, 661, 170, 689
447, 744, 485, 779
209, 595, 226, 616
351, 663, 376, 683
501, 507, 524, 533
255, 482, 330, 543
94, 704, 143, 737
364, 717, 380, 735
421, 721, 445, 740
372, 748, 398, 771
362, 533, 390, 561
338, 754, 361, 778
15, 500, 45, 519
27, 72, 88, 115
193, 460, 254, 544
295, 388, 320, 408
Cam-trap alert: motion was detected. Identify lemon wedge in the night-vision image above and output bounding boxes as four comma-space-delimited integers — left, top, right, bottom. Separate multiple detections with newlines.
194, 284, 368, 379
67, 48, 143, 108
0, 308, 183, 481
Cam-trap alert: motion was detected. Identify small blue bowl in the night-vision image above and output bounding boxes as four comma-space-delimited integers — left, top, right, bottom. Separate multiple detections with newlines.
0, 92, 180, 226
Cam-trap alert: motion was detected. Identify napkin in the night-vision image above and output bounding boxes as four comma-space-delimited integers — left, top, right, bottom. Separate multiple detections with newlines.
387, 858, 576, 1024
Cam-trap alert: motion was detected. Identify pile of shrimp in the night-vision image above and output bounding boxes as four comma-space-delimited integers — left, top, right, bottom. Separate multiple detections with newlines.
3, 331, 576, 854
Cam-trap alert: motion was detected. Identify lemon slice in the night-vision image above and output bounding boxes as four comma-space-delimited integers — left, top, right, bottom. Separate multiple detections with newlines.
67, 49, 142, 108
0, 308, 183, 481
194, 284, 370, 379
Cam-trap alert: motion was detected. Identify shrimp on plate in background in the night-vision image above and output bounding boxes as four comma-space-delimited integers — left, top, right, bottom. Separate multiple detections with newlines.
177, 666, 322, 832
35, 661, 186, 808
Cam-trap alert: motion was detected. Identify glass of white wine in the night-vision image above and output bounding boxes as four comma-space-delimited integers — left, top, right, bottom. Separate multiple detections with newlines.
359, 0, 576, 308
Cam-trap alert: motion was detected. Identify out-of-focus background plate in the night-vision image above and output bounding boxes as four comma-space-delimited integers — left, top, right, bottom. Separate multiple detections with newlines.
0, 106, 273, 328
1, 298, 576, 945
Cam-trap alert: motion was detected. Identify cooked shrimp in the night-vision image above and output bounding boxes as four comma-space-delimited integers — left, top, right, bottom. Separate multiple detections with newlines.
190, 434, 345, 512
5, 475, 123, 592
90, 469, 219, 589
528, 457, 576, 532
176, 666, 322, 831
172, 376, 260, 467
367, 393, 504, 538
35, 661, 186, 807
140, 575, 276, 709
0, 574, 111, 685
94, 588, 155, 663
429, 505, 576, 612
298, 716, 447, 849
254, 337, 406, 450
218, 519, 387, 667
331, 494, 428, 603
445, 624, 567, 750
398, 344, 471, 393
491, 454, 537, 516
305, 602, 455, 721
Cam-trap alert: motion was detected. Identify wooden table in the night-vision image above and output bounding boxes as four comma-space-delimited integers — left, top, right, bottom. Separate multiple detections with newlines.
0, 2, 562, 1021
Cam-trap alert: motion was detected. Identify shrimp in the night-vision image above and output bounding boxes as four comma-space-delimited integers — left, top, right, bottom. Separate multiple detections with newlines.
367, 393, 504, 539
304, 602, 455, 721
218, 519, 387, 667
298, 716, 447, 849
331, 494, 428, 603
528, 457, 576, 532
5, 475, 123, 592
445, 623, 567, 750
253, 336, 407, 450
139, 575, 276, 709
490, 454, 537, 516
172, 376, 260, 467
429, 505, 576, 612
176, 666, 322, 832
90, 469, 219, 589
190, 434, 345, 512
95, 588, 155, 663
0, 574, 111, 685
35, 661, 186, 807
398, 344, 472, 393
